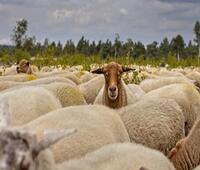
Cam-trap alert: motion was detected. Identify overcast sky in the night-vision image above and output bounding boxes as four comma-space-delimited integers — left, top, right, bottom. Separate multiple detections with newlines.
0, 0, 200, 45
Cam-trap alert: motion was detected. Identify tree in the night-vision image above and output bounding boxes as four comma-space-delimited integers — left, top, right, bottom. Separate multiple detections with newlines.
23, 36, 36, 53
132, 41, 145, 58
63, 40, 75, 55
113, 33, 122, 57
185, 41, 198, 58
11, 19, 28, 49
44, 38, 49, 49
170, 34, 185, 61
146, 41, 159, 58
159, 37, 170, 59
194, 21, 200, 64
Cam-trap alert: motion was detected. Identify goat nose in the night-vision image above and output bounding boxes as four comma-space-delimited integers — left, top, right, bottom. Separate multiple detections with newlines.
109, 86, 117, 92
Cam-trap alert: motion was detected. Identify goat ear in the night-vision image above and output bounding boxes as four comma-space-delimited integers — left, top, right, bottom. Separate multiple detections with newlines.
0, 100, 10, 128
122, 66, 136, 72
33, 128, 77, 157
91, 68, 104, 74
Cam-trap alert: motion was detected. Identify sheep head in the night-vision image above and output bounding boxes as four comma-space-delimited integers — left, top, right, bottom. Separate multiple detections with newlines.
92, 62, 135, 100
0, 128, 76, 170
16, 59, 32, 74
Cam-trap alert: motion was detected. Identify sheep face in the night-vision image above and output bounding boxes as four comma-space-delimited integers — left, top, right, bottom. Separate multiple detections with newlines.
92, 62, 134, 101
0, 130, 38, 170
16, 59, 32, 74
0, 128, 76, 170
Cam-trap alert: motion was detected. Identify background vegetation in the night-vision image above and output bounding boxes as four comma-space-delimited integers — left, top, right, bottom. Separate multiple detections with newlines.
0, 19, 200, 70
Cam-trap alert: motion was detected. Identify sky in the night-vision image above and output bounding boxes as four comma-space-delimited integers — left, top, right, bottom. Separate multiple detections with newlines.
0, 0, 200, 46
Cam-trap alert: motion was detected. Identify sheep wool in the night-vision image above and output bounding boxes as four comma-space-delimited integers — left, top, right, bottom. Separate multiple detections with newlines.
58, 143, 175, 170
78, 75, 105, 104
0, 86, 62, 126
41, 82, 87, 107
143, 83, 200, 135
139, 76, 193, 93
24, 105, 130, 163
118, 97, 185, 155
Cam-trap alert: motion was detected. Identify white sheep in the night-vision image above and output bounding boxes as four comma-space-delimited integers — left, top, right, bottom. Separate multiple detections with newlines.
139, 76, 194, 93
194, 166, 200, 170
92, 62, 137, 109
78, 75, 105, 104
142, 83, 200, 135
0, 77, 76, 92
79, 71, 97, 83
35, 71, 81, 85
0, 86, 62, 126
118, 97, 185, 155
41, 82, 87, 107
0, 127, 76, 170
0, 73, 37, 82
23, 105, 130, 163
168, 117, 200, 170
127, 84, 146, 100
0, 128, 175, 170
58, 143, 176, 170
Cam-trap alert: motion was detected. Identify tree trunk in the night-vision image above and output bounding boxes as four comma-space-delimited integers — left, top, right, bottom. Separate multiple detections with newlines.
177, 52, 180, 62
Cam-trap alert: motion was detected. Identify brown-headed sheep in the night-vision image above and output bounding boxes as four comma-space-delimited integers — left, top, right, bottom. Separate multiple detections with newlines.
92, 62, 137, 109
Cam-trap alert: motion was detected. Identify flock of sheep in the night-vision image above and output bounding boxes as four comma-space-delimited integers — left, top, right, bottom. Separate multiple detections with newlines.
1, 59, 200, 169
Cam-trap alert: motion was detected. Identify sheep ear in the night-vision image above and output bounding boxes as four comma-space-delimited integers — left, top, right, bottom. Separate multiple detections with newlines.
0, 100, 10, 128
193, 81, 200, 93
91, 68, 104, 74
33, 129, 77, 157
122, 66, 136, 72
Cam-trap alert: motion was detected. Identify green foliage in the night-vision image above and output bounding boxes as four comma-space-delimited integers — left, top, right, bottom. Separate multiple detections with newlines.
11, 19, 28, 49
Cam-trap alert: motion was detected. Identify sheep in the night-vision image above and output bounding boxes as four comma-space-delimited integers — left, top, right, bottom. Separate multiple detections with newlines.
41, 82, 87, 107
79, 71, 97, 83
0, 73, 37, 82
142, 83, 200, 135
23, 105, 130, 163
154, 70, 185, 77
186, 71, 200, 84
0, 127, 76, 170
139, 77, 195, 93
0, 129, 175, 170
0, 81, 22, 91
194, 166, 200, 170
0, 86, 62, 126
118, 97, 185, 155
3, 65, 18, 76
0, 77, 76, 92
35, 71, 81, 85
92, 62, 137, 109
127, 84, 146, 100
16, 59, 32, 74
57, 143, 175, 170
168, 118, 200, 170
78, 75, 105, 104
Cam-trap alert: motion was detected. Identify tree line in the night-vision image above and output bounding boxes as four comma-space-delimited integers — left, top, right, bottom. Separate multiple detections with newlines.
0, 19, 200, 66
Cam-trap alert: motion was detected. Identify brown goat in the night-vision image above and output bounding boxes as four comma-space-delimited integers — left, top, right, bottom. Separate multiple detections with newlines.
168, 118, 200, 170
92, 62, 135, 109
16, 59, 32, 74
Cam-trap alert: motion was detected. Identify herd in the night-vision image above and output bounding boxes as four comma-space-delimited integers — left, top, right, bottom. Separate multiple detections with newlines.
0, 60, 200, 169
